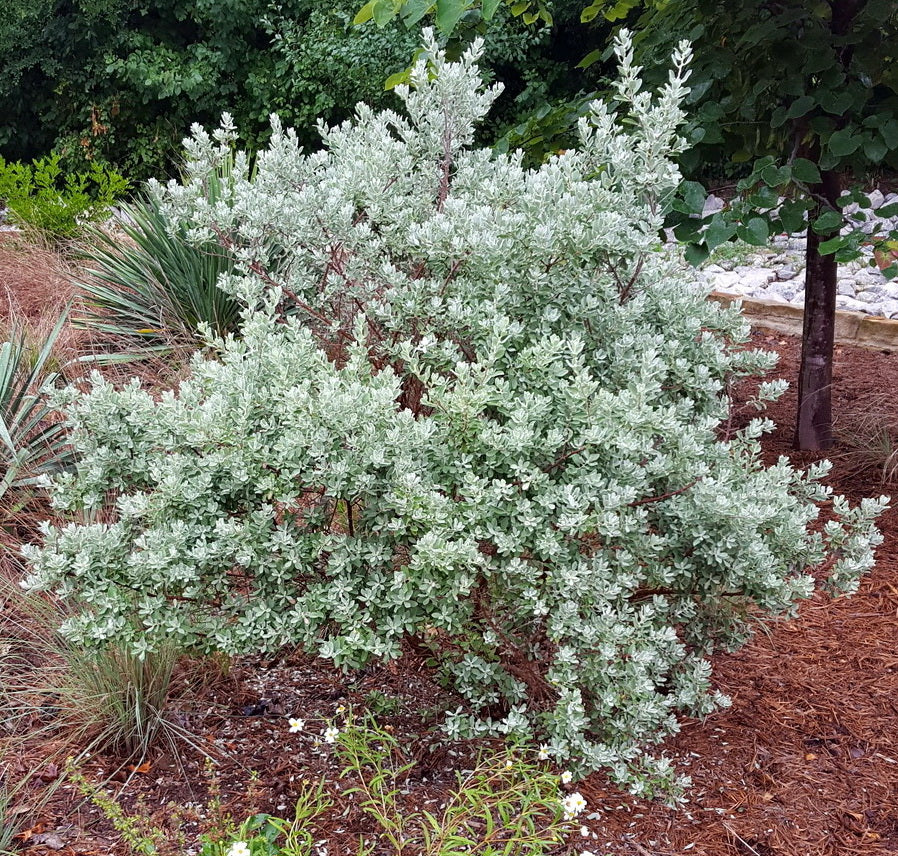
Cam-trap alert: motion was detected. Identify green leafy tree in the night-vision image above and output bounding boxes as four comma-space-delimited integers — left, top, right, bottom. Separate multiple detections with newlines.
1, 0, 601, 182
0, 0, 424, 182
0, 0, 119, 159
634, 0, 898, 451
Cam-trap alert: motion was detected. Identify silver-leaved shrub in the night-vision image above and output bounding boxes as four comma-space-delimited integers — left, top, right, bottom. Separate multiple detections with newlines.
24, 31, 887, 798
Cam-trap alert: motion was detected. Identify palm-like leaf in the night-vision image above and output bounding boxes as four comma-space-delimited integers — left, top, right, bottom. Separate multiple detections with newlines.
0, 313, 69, 504
74, 197, 241, 361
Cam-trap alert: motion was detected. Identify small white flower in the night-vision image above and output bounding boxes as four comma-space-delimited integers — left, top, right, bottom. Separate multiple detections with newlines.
580, 825, 590, 837
323, 725, 340, 743
505, 758, 514, 768
336, 704, 346, 715
537, 744, 550, 761
226, 842, 251, 856
560, 770, 573, 784
562, 791, 587, 821
288, 717, 304, 733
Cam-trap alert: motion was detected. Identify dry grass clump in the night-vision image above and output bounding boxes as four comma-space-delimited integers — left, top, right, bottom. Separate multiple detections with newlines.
835, 392, 898, 484
0, 574, 185, 761
0, 560, 212, 847
0, 232, 74, 317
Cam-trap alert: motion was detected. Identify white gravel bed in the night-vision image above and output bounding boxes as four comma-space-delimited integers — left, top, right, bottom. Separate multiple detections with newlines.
692, 190, 898, 320
694, 236, 898, 320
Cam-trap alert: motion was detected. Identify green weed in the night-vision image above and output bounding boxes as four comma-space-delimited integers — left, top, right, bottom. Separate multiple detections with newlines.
0, 154, 127, 242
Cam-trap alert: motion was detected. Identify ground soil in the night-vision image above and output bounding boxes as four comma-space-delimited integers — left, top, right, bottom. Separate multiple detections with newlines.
3, 244, 898, 855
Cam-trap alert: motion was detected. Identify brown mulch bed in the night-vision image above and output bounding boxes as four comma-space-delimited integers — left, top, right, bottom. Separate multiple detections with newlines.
4, 287, 898, 854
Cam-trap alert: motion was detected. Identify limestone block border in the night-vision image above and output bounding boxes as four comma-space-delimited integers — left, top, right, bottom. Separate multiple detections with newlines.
709, 291, 898, 352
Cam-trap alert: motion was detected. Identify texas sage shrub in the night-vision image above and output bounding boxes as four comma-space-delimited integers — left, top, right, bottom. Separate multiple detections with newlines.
24, 31, 886, 799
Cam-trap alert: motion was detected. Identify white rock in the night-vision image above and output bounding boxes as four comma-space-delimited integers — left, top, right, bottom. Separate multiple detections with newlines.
836, 296, 870, 313
879, 298, 898, 318
837, 279, 856, 297
854, 267, 885, 287
759, 292, 790, 304
708, 271, 743, 293
764, 280, 798, 301
869, 189, 885, 209
735, 268, 777, 290
878, 281, 898, 299
702, 194, 725, 216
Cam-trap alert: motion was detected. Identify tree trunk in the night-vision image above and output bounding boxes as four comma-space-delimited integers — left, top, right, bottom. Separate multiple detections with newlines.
793, 168, 840, 450
792, 0, 865, 450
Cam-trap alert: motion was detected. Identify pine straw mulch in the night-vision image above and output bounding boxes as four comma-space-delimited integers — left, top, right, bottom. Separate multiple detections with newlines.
0, 233, 75, 322
2, 243, 897, 856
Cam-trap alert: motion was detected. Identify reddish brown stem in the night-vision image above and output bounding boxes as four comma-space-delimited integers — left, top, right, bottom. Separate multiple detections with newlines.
628, 478, 701, 508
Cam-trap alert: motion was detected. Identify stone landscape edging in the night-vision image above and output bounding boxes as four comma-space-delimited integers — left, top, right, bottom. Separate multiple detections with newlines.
710, 290, 898, 352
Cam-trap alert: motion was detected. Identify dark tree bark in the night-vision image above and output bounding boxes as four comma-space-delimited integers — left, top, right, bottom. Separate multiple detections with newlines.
794, 169, 841, 450
793, 0, 866, 451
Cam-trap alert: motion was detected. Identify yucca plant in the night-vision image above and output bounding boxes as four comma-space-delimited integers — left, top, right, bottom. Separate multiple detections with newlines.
0, 314, 69, 520
74, 197, 241, 362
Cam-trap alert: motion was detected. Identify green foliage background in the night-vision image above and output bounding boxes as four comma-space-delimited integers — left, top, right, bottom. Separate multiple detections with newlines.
1, 0, 610, 184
